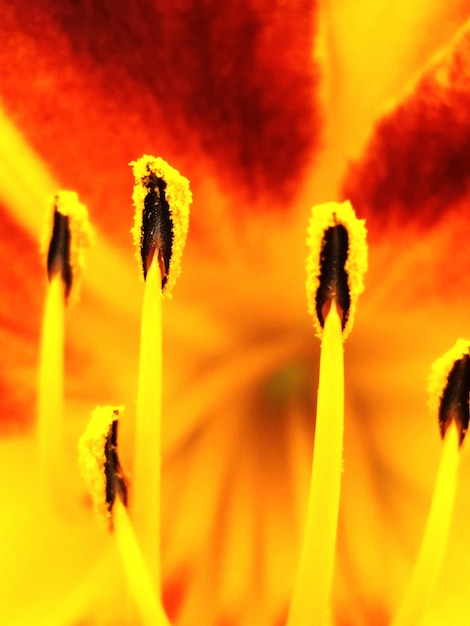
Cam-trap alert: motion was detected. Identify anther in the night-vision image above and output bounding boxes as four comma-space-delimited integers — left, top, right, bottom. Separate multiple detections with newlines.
316, 224, 350, 328
104, 416, 128, 514
306, 200, 367, 339
141, 176, 172, 284
43, 191, 91, 303
429, 339, 470, 446
47, 206, 72, 296
439, 355, 470, 444
131, 155, 192, 296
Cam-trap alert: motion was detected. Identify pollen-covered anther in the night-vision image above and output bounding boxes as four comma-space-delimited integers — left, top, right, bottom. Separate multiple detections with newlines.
43, 191, 91, 304
306, 200, 367, 339
428, 339, 470, 446
78, 405, 128, 531
130, 155, 192, 297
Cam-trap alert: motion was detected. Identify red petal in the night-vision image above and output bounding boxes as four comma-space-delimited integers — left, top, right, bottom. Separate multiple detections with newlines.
0, 0, 320, 235
343, 24, 470, 234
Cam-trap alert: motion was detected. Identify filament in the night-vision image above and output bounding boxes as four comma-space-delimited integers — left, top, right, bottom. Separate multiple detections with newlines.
287, 299, 344, 626
131, 254, 163, 591
390, 421, 459, 626
114, 498, 171, 626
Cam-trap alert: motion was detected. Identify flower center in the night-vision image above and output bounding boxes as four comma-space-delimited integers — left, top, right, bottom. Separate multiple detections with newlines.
35, 163, 466, 626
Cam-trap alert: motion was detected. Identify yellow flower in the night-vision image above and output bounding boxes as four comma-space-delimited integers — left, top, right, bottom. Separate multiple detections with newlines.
1, 1, 470, 625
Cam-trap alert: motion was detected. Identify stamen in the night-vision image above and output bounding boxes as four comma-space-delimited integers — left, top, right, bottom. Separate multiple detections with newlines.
78, 406, 171, 626
391, 340, 468, 626
130, 155, 192, 296
306, 200, 367, 339
127, 156, 191, 594
37, 191, 90, 499
288, 201, 367, 626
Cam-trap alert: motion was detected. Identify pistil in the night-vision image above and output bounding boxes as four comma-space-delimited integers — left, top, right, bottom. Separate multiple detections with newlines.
288, 201, 367, 626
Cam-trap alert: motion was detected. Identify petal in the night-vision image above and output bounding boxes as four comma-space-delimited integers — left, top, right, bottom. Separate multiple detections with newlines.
312, 0, 470, 202
0, 207, 42, 429
0, 0, 321, 238
342, 20, 470, 232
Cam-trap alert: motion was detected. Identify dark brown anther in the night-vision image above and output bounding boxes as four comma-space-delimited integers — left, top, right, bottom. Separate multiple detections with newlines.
439, 354, 470, 446
315, 225, 350, 330
104, 415, 128, 516
140, 174, 173, 287
47, 203, 73, 297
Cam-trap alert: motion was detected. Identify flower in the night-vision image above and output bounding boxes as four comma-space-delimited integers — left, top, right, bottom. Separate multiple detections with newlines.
1, 1, 470, 625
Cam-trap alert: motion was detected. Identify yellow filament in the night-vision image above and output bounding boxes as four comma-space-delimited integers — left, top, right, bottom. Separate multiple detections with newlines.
391, 421, 459, 626
131, 254, 163, 591
114, 498, 171, 626
37, 273, 65, 499
287, 299, 344, 626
